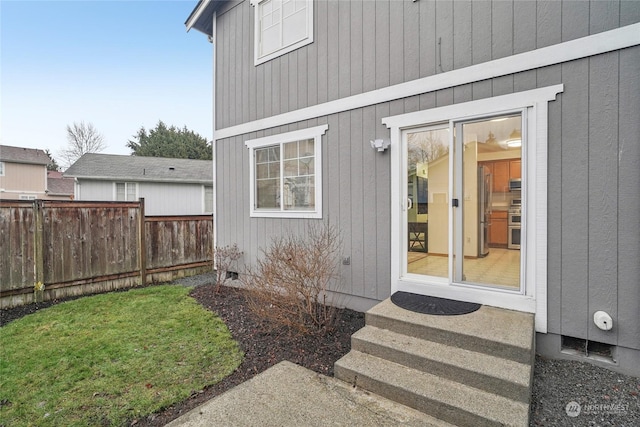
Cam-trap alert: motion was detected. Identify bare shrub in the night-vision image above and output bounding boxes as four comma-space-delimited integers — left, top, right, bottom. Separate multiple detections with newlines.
214, 244, 243, 292
241, 224, 342, 335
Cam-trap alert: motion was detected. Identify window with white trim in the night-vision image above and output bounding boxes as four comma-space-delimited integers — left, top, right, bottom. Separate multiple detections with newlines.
0, 162, 4, 176
115, 182, 137, 201
253, 0, 313, 65
246, 124, 327, 218
19, 194, 37, 200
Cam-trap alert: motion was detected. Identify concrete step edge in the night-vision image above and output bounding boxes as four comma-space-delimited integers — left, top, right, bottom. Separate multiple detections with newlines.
366, 299, 534, 364
335, 351, 530, 427
351, 325, 532, 402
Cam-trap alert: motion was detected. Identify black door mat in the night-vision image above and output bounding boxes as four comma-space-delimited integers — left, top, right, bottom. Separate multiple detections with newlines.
390, 291, 481, 316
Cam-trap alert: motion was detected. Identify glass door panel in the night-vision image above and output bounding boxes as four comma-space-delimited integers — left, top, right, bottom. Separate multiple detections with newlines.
406, 127, 449, 278
455, 114, 522, 289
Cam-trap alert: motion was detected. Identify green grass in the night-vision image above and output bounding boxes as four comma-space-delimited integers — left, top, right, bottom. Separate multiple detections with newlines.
0, 285, 243, 426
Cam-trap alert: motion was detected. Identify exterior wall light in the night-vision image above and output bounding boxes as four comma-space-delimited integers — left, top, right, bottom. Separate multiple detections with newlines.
370, 139, 391, 152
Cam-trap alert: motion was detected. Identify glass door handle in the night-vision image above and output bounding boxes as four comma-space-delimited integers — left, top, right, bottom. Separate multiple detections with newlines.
407, 198, 413, 210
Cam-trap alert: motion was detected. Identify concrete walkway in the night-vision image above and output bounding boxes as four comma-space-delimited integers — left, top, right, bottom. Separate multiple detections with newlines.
165, 361, 451, 427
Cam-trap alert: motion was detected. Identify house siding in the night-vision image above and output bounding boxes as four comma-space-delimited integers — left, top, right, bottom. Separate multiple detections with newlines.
77, 180, 210, 216
215, 0, 638, 129
0, 163, 47, 198
210, 0, 640, 365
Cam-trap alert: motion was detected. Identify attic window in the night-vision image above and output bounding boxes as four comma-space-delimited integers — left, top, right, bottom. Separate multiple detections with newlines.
253, 0, 313, 66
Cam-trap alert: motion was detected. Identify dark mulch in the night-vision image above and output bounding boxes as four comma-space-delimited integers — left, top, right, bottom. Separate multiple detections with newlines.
135, 285, 364, 426
0, 284, 365, 427
3, 283, 638, 427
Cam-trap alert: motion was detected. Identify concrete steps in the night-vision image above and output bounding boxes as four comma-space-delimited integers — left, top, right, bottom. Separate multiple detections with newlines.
334, 298, 535, 426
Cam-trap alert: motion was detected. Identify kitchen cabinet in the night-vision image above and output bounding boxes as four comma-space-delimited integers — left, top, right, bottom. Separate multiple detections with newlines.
492, 161, 510, 193
510, 160, 521, 179
489, 211, 508, 247
480, 159, 521, 192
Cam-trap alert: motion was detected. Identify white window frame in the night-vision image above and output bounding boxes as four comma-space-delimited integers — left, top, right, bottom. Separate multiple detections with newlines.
0, 161, 4, 176
251, 0, 314, 66
19, 194, 37, 200
114, 182, 138, 201
384, 85, 563, 333
245, 124, 327, 218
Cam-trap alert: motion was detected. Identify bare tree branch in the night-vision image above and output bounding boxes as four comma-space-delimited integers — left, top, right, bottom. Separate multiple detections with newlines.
59, 121, 106, 169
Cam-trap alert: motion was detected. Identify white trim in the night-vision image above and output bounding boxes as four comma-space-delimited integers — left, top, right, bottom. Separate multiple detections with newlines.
385, 85, 563, 333
215, 23, 640, 140
185, 0, 211, 33
212, 10, 218, 265
245, 124, 327, 219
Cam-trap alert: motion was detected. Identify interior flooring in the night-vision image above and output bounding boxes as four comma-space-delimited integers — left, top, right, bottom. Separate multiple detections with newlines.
407, 248, 520, 288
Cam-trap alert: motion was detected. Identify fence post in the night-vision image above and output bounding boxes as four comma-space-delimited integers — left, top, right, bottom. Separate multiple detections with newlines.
138, 198, 147, 286
34, 200, 45, 291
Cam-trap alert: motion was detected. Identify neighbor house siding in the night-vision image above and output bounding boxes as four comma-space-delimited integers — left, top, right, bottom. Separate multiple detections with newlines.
138, 182, 209, 216
211, 0, 640, 352
76, 180, 113, 201
76, 180, 211, 216
0, 163, 46, 197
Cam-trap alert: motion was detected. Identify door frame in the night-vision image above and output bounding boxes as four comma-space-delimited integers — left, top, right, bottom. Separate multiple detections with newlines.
383, 85, 564, 333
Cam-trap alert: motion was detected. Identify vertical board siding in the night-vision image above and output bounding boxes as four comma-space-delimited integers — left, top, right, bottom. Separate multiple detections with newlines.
617, 46, 640, 349
212, 0, 640, 346
558, 59, 589, 337
587, 51, 619, 345
216, 0, 637, 128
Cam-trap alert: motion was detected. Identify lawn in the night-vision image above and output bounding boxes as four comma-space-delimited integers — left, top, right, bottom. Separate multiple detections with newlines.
0, 285, 243, 426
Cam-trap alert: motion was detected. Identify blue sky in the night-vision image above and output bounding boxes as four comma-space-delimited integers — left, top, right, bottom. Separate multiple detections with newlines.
0, 0, 212, 166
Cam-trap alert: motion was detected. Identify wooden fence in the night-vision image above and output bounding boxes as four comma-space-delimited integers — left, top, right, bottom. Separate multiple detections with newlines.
0, 199, 213, 308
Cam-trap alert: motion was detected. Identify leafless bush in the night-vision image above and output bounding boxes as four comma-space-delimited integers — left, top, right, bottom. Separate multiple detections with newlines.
241, 224, 342, 335
214, 244, 243, 293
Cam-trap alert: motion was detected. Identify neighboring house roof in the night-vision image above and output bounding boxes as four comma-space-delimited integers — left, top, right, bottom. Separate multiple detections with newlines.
64, 153, 213, 184
0, 145, 51, 165
47, 171, 75, 196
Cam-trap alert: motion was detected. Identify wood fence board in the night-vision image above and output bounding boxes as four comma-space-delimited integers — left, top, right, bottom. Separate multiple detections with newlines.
1, 200, 213, 307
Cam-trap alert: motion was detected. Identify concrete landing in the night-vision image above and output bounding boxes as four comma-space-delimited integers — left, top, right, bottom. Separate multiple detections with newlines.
165, 361, 454, 427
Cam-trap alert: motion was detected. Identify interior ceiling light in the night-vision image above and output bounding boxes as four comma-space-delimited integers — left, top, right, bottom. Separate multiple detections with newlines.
485, 131, 497, 144
505, 129, 522, 148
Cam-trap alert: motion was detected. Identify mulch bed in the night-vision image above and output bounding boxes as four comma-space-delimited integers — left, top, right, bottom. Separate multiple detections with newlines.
0, 284, 365, 426
3, 284, 638, 427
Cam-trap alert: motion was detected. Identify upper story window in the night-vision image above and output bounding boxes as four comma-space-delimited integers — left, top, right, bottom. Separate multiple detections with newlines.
115, 182, 137, 201
0, 162, 5, 176
252, 0, 313, 66
245, 124, 327, 218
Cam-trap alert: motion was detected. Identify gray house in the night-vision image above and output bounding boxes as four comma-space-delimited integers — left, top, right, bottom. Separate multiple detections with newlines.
186, 0, 639, 380
64, 153, 213, 216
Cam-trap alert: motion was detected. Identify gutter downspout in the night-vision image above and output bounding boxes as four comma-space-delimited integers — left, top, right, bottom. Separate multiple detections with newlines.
211, 11, 218, 269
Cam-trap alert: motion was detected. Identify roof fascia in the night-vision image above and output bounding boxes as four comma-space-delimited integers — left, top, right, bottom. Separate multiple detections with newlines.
185, 0, 213, 35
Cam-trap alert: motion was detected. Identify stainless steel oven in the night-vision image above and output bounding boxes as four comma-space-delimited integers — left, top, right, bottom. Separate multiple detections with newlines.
508, 199, 521, 249
508, 226, 521, 249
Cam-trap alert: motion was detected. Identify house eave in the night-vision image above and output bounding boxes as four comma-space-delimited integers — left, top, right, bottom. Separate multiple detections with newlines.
185, 0, 215, 36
